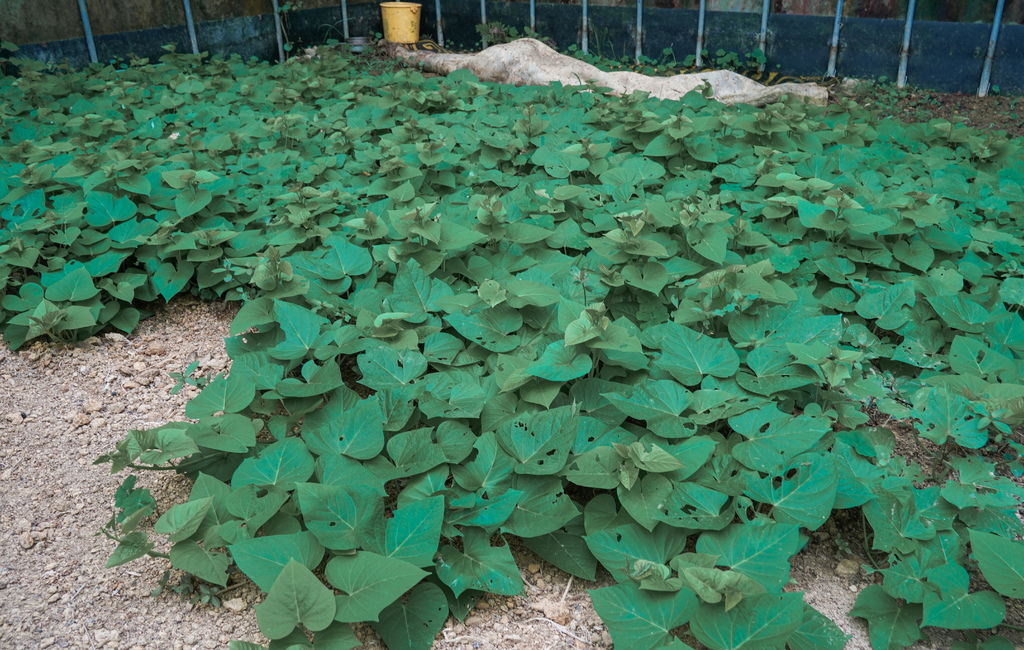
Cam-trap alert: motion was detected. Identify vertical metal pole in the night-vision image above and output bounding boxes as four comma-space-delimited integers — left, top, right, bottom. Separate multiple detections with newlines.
481, 0, 488, 48
342, 0, 350, 40
896, 0, 917, 88
757, 0, 769, 72
182, 0, 199, 55
436, 0, 444, 46
582, 0, 589, 54
77, 0, 98, 64
635, 0, 643, 60
979, 0, 1007, 97
826, 0, 843, 77
695, 0, 706, 67
271, 0, 286, 62
530, 0, 536, 31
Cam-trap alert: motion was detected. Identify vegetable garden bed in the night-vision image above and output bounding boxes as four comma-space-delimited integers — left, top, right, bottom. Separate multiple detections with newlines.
3, 43, 1024, 650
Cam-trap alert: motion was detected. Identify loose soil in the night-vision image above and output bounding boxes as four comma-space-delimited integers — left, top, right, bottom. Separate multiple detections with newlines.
844, 82, 1024, 139
2, 76, 1024, 650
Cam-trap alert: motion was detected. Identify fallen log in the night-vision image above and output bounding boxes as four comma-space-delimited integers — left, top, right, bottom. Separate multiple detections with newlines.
390, 38, 829, 107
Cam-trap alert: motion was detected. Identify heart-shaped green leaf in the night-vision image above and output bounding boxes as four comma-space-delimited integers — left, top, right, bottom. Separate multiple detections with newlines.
255, 560, 336, 639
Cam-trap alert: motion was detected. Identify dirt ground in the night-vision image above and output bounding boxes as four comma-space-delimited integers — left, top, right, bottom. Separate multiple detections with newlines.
1, 76, 1023, 649
845, 81, 1024, 139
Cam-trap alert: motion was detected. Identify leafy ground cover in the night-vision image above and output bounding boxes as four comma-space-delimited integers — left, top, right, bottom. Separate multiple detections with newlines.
2, 43, 1024, 650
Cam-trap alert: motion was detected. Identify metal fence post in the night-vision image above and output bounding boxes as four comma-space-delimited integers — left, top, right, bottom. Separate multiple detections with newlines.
896, 0, 917, 88
635, 0, 643, 60
695, 0, 706, 67
480, 0, 487, 47
979, 0, 1007, 97
583, 0, 589, 54
271, 0, 286, 62
341, 0, 349, 40
530, 0, 536, 31
826, 0, 843, 77
757, 0, 769, 72
77, 0, 98, 63
183, 0, 199, 54
436, 0, 444, 46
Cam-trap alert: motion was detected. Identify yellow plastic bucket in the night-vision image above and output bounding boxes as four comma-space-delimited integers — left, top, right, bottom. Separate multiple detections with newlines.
381, 2, 422, 44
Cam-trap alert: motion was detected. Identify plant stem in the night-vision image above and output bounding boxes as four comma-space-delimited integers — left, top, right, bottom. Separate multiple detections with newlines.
860, 511, 882, 571
997, 623, 1024, 632
127, 463, 181, 472
214, 582, 246, 597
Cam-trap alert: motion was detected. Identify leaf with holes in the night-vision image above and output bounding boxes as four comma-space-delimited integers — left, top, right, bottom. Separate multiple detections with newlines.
590, 582, 697, 650
695, 523, 800, 591
495, 406, 577, 475
357, 346, 428, 390
294, 483, 382, 551
742, 452, 837, 530
304, 396, 385, 461
435, 528, 523, 598
913, 385, 988, 449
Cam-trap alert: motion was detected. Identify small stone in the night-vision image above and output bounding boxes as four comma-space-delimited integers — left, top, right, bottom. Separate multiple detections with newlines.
528, 564, 541, 574
123, 381, 139, 390
223, 598, 246, 613
39, 638, 55, 649
71, 412, 90, 427
133, 361, 147, 372
108, 403, 126, 415
530, 596, 570, 625
5, 413, 23, 424
464, 615, 482, 627
82, 399, 103, 413
849, 584, 859, 592
15, 518, 31, 533
836, 559, 861, 577
146, 342, 167, 355
93, 629, 120, 645
19, 532, 34, 549
600, 631, 613, 647
90, 417, 107, 429
536, 579, 546, 589
499, 615, 509, 625
105, 332, 128, 344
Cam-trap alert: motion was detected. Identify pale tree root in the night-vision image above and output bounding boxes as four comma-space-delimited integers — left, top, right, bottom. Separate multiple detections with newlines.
389, 38, 829, 107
